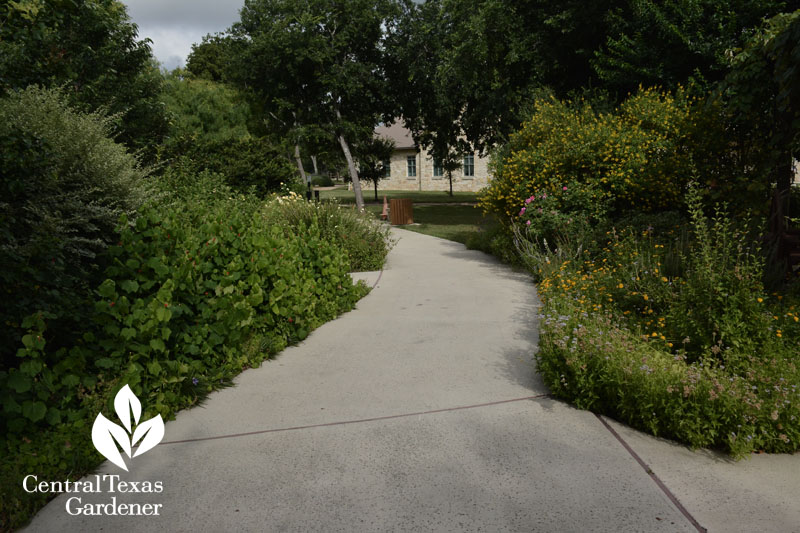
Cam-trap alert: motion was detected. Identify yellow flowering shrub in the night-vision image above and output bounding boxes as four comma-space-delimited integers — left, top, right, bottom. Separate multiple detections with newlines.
480, 87, 732, 222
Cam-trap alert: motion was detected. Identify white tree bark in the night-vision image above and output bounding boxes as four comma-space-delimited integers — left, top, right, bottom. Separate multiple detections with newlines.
294, 144, 308, 185
338, 133, 365, 211
333, 107, 364, 210
310, 155, 319, 176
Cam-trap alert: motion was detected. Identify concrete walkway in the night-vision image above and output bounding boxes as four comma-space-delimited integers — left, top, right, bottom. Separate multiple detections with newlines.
26, 229, 800, 532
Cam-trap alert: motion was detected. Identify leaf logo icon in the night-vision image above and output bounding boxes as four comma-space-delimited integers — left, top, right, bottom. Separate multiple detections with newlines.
91, 385, 165, 471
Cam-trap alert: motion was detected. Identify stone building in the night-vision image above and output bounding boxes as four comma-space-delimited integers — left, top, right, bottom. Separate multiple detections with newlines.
372, 122, 491, 192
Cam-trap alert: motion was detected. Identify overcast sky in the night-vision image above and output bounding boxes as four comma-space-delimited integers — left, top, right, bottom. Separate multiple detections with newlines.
121, 0, 244, 70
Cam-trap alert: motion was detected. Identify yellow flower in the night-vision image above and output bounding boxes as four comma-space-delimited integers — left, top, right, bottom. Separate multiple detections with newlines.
757, 298, 763, 303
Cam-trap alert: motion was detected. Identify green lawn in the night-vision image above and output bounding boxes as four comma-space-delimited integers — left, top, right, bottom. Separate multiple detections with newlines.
361, 203, 499, 245
319, 186, 479, 204
318, 187, 499, 245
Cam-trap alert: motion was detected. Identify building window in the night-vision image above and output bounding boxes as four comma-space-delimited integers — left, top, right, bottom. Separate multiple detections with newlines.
407, 155, 416, 177
463, 153, 474, 177
383, 159, 391, 177
433, 158, 443, 178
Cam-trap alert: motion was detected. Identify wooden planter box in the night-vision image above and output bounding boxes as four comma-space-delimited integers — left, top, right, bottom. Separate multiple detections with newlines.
389, 198, 413, 225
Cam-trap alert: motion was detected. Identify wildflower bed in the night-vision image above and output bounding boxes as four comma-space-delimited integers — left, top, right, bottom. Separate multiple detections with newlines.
476, 85, 799, 458
524, 193, 800, 457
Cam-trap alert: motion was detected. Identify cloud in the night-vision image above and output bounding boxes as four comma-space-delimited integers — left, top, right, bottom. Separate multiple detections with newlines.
137, 25, 203, 70
121, 0, 243, 69
124, 0, 241, 27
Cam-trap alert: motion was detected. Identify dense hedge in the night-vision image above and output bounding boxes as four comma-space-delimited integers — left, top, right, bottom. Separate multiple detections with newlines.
311, 175, 335, 187
0, 172, 390, 529
1, 174, 375, 431
164, 137, 297, 197
0, 87, 151, 370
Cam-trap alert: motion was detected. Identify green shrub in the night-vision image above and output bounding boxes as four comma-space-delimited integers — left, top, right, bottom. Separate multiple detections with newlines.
479, 87, 767, 224
311, 175, 334, 187
0, 87, 151, 369
0, 172, 389, 528
464, 224, 522, 266
164, 136, 297, 197
514, 187, 599, 258
668, 187, 771, 363
263, 196, 393, 271
1, 173, 368, 434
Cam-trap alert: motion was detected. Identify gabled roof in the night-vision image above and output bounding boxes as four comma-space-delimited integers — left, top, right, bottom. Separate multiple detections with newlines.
375, 121, 416, 150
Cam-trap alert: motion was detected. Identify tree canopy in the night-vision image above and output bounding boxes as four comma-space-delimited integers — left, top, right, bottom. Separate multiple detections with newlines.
229, 0, 401, 210
718, 9, 800, 195
0, 0, 168, 160
386, 0, 798, 157
186, 33, 237, 83
355, 135, 395, 201
594, 0, 797, 95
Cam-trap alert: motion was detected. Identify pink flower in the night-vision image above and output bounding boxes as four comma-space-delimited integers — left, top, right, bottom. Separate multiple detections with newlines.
542, 193, 547, 199
525, 197, 533, 204
519, 207, 526, 215
562, 186, 568, 191
526, 220, 531, 226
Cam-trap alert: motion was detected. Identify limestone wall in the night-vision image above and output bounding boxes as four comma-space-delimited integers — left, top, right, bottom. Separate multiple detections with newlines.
375, 148, 491, 192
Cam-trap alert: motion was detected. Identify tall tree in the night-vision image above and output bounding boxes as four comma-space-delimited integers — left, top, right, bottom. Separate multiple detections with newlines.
231, 0, 400, 211
388, 0, 796, 155
593, 0, 797, 95
0, 0, 168, 160
387, 0, 617, 154
355, 136, 395, 201
386, 0, 471, 195
718, 9, 800, 201
161, 70, 252, 146
186, 33, 237, 82
159, 70, 295, 196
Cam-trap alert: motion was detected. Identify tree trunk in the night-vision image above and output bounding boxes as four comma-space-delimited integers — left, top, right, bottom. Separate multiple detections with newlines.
294, 144, 308, 185
374, 180, 378, 201
776, 152, 794, 219
311, 155, 319, 176
334, 108, 365, 210
338, 134, 364, 211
